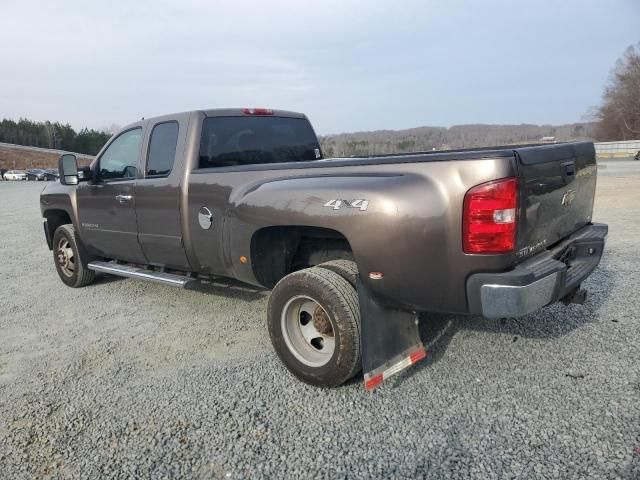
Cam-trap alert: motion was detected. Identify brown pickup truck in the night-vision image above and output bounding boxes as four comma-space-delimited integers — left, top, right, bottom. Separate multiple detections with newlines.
41, 108, 607, 390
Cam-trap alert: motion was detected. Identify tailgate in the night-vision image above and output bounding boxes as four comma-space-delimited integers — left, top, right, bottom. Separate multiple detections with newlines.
515, 142, 597, 260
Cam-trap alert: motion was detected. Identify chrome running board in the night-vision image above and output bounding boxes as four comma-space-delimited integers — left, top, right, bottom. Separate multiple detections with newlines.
88, 261, 195, 288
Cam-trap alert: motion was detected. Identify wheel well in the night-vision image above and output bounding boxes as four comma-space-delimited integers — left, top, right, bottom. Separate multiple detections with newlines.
251, 226, 353, 288
44, 210, 72, 249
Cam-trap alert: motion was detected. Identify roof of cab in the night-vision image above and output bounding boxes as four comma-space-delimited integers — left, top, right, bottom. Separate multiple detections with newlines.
120, 108, 307, 131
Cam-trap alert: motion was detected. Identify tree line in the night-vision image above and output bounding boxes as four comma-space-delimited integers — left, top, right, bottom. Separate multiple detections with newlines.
319, 123, 593, 157
0, 118, 111, 155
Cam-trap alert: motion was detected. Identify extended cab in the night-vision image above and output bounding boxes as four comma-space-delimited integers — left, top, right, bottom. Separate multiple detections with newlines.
41, 108, 607, 389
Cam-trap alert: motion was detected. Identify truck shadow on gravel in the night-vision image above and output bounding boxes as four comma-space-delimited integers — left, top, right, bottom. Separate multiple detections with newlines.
92, 263, 615, 389
185, 279, 268, 302
92, 274, 127, 286
400, 264, 616, 383
91, 273, 268, 301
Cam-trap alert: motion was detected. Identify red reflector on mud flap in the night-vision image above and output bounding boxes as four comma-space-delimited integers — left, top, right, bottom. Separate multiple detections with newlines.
409, 348, 427, 364
364, 374, 384, 391
364, 346, 427, 391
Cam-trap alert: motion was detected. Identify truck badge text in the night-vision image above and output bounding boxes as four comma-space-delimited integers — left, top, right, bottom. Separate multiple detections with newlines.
324, 199, 369, 211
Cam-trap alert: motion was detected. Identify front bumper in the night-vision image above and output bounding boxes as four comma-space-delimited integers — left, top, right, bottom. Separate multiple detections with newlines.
466, 223, 608, 318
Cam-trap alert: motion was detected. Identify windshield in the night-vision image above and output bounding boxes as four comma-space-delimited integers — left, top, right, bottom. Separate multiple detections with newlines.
198, 116, 321, 169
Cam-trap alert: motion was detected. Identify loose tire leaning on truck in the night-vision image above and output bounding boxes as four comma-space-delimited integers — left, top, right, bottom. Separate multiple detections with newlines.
267, 267, 361, 387
52, 224, 96, 288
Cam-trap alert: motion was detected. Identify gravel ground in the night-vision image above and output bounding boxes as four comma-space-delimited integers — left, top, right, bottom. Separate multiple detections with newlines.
0, 166, 639, 479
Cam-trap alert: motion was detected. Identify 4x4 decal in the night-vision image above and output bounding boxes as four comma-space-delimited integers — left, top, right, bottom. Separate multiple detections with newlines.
323, 199, 369, 211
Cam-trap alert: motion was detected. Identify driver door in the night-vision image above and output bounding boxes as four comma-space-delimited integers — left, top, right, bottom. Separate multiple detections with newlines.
76, 126, 148, 263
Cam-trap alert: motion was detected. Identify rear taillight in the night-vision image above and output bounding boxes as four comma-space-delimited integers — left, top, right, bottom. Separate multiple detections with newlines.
243, 108, 273, 115
463, 177, 518, 254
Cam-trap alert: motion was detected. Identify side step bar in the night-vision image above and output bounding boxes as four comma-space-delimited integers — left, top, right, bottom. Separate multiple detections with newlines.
87, 261, 196, 288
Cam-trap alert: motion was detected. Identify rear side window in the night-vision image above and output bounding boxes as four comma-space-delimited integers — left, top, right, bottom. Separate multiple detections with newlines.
146, 121, 179, 176
198, 116, 321, 169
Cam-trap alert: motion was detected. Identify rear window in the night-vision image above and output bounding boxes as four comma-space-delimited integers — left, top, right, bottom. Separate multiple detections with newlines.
198, 116, 321, 169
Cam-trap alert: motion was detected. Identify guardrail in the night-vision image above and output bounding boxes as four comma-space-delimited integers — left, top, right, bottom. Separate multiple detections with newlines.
594, 140, 640, 158
0, 142, 94, 160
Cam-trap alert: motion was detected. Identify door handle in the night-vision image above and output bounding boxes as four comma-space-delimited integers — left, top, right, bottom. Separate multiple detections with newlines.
115, 194, 133, 204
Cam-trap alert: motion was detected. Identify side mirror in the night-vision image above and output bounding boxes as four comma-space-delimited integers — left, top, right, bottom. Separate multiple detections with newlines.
59, 154, 79, 185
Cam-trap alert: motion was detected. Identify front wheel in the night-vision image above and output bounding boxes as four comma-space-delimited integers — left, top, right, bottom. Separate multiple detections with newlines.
267, 267, 361, 387
52, 224, 96, 288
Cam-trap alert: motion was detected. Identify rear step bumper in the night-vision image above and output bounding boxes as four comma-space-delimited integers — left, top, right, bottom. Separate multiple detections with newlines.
466, 223, 608, 318
88, 261, 196, 288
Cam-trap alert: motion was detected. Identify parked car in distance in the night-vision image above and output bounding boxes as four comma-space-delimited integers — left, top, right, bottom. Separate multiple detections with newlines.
26, 169, 46, 181
44, 169, 60, 181
3, 170, 27, 180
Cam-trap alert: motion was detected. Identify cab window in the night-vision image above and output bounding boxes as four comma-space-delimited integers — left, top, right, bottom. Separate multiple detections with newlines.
98, 128, 142, 180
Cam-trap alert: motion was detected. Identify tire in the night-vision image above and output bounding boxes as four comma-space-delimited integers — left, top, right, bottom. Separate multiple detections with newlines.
316, 259, 359, 288
267, 267, 361, 387
52, 224, 96, 288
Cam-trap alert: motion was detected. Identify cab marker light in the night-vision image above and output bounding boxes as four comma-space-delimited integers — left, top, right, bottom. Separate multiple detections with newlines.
243, 108, 273, 115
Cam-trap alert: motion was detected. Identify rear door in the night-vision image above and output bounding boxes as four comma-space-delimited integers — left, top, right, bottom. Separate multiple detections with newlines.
76, 126, 147, 263
134, 114, 192, 270
515, 142, 597, 259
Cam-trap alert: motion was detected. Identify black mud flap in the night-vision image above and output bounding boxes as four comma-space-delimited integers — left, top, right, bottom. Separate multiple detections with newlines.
357, 277, 426, 390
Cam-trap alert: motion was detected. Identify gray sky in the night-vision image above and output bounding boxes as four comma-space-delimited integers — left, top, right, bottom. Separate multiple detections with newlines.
1, 0, 638, 134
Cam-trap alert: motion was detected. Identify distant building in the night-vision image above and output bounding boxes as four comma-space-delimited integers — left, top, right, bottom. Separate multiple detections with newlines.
540, 136, 556, 143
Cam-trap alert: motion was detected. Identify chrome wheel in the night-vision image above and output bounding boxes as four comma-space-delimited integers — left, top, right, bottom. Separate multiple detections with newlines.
281, 295, 336, 367
56, 237, 75, 277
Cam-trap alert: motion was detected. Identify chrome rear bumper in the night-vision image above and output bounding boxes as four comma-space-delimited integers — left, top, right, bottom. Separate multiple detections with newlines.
466, 223, 607, 318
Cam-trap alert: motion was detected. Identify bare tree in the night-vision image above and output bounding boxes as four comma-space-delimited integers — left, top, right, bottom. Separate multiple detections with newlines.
595, 43, 640, 141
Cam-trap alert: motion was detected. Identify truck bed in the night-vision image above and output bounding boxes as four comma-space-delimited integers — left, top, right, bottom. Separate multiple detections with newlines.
194, 141, 592, 173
